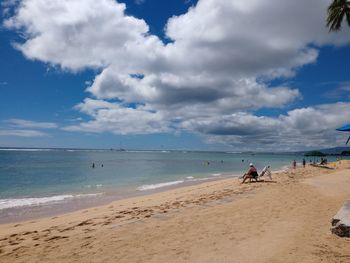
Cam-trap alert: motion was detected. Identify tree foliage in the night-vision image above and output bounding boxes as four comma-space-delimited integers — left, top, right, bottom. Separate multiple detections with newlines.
304, 151, 326, 157
327, 0, 350, 31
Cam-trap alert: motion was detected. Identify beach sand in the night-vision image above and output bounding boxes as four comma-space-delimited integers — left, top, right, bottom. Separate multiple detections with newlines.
1, 161, 350, 262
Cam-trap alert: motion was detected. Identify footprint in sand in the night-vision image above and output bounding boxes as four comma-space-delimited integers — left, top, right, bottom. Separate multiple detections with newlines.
77, 220, 94, 227
12, 246, 28, 252
22, 231, 38, 236
8, 241, 20, 246
45, 236, 68, 241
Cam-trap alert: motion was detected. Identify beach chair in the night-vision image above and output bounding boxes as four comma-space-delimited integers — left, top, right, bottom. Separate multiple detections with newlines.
259, 166, 272, 180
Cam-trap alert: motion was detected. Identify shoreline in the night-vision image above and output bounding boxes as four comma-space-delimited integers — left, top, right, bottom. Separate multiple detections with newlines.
0, 163, 291, 224
0, 172, 243, 224
1, 161, 349, 262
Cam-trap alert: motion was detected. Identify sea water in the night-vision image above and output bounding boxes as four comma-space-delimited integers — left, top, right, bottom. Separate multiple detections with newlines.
0, 149, 336, 220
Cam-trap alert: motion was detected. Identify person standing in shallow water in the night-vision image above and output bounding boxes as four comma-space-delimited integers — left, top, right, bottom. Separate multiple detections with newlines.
302, 159, 306, 168
292, 160, 296, 169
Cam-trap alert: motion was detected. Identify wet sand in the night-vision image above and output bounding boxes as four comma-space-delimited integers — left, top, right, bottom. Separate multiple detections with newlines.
1, 161, 350, 262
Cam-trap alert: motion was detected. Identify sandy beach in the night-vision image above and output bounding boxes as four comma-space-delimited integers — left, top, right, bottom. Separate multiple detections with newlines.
1, 161, 350, 262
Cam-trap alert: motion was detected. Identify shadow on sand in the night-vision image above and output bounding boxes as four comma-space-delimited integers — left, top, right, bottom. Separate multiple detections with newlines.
241, 180, 277, 184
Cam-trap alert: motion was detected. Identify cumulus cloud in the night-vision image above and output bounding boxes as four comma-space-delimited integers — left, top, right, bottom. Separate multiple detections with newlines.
87, 70, 300, 112
0, 129, 48, 137
4, 0, 350, 149
63, 99, 171, 135
191, 102, 350, 150
6, 119, 58, 129
4, 0, 163, 70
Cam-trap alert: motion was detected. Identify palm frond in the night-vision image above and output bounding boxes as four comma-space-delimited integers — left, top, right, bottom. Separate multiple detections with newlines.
346, 10, 350, 26
326, 0, 350, 32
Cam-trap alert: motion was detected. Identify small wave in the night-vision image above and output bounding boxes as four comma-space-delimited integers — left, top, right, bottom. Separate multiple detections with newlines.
185, 177, 213, 182
65, 149, 105, 152
186, 176, 194, 180
85, 184, 103, 189
212, 173, 221, 177
0, 148, 54, 152
274, 165, 290, 172
125, 150, 163, 153
137, 180, 184, 191
192, 177, 213, 182
0, 193, 103, 210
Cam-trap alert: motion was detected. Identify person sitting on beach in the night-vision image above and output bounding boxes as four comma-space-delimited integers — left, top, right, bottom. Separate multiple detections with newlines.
320, 158, 328, 165
259, 165, 272, 180
241, 163, 259, 184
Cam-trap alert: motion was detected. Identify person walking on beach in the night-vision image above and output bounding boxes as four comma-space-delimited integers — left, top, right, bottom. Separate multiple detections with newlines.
292, 160, 296, 169
302, 158, 306, 168
241, 163, 259, 184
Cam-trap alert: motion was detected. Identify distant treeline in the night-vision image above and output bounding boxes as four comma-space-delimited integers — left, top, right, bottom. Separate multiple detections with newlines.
304, 150, 350, 156
304, 151, 326, 157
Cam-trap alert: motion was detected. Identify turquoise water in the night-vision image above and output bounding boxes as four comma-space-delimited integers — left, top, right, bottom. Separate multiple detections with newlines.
0, 149, 333, 211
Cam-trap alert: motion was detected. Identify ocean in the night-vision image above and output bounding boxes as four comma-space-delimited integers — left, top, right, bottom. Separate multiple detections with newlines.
0, 149, 335, 221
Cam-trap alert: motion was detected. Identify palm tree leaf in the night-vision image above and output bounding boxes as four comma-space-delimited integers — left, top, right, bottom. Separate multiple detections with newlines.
326, 0, 350, 31
346, 9, 350, 26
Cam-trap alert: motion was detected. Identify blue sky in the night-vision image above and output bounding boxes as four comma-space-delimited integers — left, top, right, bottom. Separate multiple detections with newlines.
1, 0, 350, 151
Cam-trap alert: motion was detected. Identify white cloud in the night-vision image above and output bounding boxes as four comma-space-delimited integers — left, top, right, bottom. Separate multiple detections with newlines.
4, 0, 350, 149
0, 129, 48, 137
4, 0, 163, 71
187, 102, 350, 150
323, 82, 350, 99
1, 0, 20, 16
87, 70, 301, 111
6, 119, 58, 129
63, 98, 171, 135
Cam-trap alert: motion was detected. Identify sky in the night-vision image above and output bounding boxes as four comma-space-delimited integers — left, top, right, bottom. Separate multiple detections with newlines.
1, 0, 350, 151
